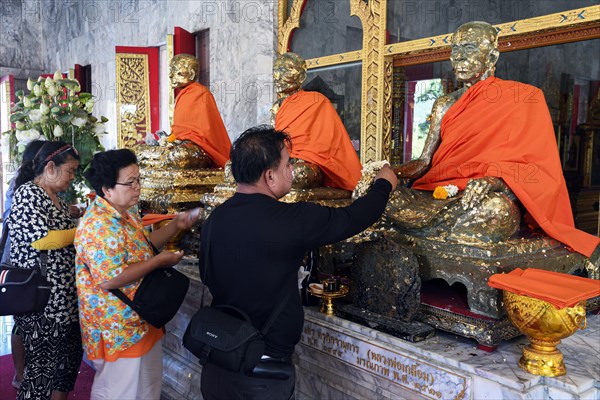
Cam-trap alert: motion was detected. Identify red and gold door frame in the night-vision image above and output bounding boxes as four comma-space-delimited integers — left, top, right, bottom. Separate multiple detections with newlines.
115, 46, 159, 149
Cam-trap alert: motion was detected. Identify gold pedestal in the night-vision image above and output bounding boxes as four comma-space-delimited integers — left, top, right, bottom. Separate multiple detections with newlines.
308, 284, 349, 315
503, 291, 587, 377
519, 338, 566, 377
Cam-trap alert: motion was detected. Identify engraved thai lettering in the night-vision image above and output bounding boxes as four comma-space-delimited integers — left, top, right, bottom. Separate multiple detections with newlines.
355, 357, 389, 376
303, 322, 468, 399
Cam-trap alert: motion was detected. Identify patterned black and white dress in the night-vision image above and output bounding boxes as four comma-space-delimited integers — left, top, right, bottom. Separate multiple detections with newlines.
8, 181, 83, 399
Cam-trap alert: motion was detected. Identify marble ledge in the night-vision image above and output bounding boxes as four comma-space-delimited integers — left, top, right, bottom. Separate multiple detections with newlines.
303, 308, 600, 398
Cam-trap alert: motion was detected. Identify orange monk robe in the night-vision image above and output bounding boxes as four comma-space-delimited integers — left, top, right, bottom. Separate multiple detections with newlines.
413, 77, 599, 258
169, 82, 231, 167
275, 90, 362, 191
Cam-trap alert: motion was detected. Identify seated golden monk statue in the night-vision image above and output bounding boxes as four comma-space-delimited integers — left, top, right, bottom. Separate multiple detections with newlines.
368, 21, 599, 263
167, 54, 231, 167
271, 52, 362, 192
138, 54, 231, 213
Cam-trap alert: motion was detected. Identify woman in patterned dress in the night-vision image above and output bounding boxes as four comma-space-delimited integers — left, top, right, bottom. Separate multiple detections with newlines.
8, 141, 83, 400
75, 149, 199, 400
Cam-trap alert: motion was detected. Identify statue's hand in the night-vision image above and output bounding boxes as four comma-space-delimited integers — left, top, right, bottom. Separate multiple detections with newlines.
461, 177, 512, 210
461, 178, 494, 210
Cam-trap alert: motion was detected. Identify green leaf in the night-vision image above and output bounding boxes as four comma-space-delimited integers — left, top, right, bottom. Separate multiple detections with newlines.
11, 103, 23, 112
73, 132, 99, 167
10, 113, 26, 122
78, 93, 93, 102
15, 90, 24, 98
71, 108, 88, 118
100, 116, 108, 123
57, 114, 73, 123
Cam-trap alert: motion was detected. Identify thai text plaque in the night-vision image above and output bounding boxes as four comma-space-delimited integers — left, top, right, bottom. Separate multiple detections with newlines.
300, 320, 470, 399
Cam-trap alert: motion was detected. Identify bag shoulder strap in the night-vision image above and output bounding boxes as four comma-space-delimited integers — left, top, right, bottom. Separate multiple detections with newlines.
109, 218, 160, 309
199, 208, 215, 308
259, 289, 290, 336
110, 287, 135, 309
39, 251, 48, 277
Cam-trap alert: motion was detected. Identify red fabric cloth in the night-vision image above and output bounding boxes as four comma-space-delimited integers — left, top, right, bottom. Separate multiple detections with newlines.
488, 268, 600, 309
170, 82, 231, 167
141, 214, 174, 227
413, 77, 599, 258
275, 90, 362, 191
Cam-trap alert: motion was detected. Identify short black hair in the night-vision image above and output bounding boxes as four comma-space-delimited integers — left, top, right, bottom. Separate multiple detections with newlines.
14, 141, 80, 189
230, 125, 291, 184
85, 149, 138, 197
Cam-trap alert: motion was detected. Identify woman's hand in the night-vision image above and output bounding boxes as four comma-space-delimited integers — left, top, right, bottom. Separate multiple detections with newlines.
153, 250, 184, 268
173, 208, 203, 231
149, 208, 203, 250
69, 204, 85, 218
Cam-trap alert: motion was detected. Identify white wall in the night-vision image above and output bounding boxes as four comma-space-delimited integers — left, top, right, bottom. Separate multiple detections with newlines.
3, 0, 279, 150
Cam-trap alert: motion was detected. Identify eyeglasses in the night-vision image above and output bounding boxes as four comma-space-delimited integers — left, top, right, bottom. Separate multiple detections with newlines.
115, 177, 141, 188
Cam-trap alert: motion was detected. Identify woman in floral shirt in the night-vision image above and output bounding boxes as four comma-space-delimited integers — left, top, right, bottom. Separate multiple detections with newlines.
75, 149, 199, 400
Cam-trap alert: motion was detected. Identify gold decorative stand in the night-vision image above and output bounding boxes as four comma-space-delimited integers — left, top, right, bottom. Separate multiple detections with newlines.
309, 284, 349, 315
503, 291, 587, 377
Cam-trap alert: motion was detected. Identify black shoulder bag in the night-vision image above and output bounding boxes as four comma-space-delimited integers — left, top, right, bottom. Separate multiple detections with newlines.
0, 227, 51, 316
110, 236, 190, 328
183, 218, 290, 374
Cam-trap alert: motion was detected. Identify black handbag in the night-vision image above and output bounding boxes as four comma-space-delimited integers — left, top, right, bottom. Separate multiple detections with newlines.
0, 227, 51, 316
110, 266, 190, 328
183, 291, 289, 373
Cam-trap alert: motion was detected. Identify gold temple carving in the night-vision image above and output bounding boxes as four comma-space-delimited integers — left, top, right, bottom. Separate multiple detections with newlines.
116, 53, 152, 149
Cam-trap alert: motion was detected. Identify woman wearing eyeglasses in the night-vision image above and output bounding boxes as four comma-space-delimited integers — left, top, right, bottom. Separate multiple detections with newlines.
7, 141, 83, 400
75, 149, 199, 400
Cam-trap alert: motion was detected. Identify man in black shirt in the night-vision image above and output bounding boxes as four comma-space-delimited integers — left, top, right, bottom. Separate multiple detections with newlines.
199, 125, 397, 399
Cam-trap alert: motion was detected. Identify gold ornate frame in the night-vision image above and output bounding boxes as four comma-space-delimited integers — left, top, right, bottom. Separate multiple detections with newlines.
277, 1, 600, 163
115, 53, 152, 149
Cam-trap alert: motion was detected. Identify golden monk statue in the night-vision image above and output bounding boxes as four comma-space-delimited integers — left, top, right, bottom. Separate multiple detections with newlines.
374, 21, 599, 260
137, 54, 230, 213
167, 54, 231, 167
271, 52, 362, 192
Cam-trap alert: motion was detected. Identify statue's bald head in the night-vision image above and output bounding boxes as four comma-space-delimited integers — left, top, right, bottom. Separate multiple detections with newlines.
450, 21, 500, 86
273, 52, 307, 95
169, 54, 199, 89
452, 21, 498, 49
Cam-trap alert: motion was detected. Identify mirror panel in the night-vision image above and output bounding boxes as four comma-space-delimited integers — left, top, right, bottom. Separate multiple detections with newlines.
391, 38, 600, 178
304, 62, 362, 156
290, 0, 362, 59
387, 0, 598, 43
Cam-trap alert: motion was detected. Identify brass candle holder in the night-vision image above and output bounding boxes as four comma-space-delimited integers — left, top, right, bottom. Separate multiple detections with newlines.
308, 283, 349, 315
503, 291, 587, 377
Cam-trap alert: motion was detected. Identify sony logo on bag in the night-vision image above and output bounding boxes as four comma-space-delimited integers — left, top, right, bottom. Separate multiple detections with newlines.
206, 331, 218, 338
